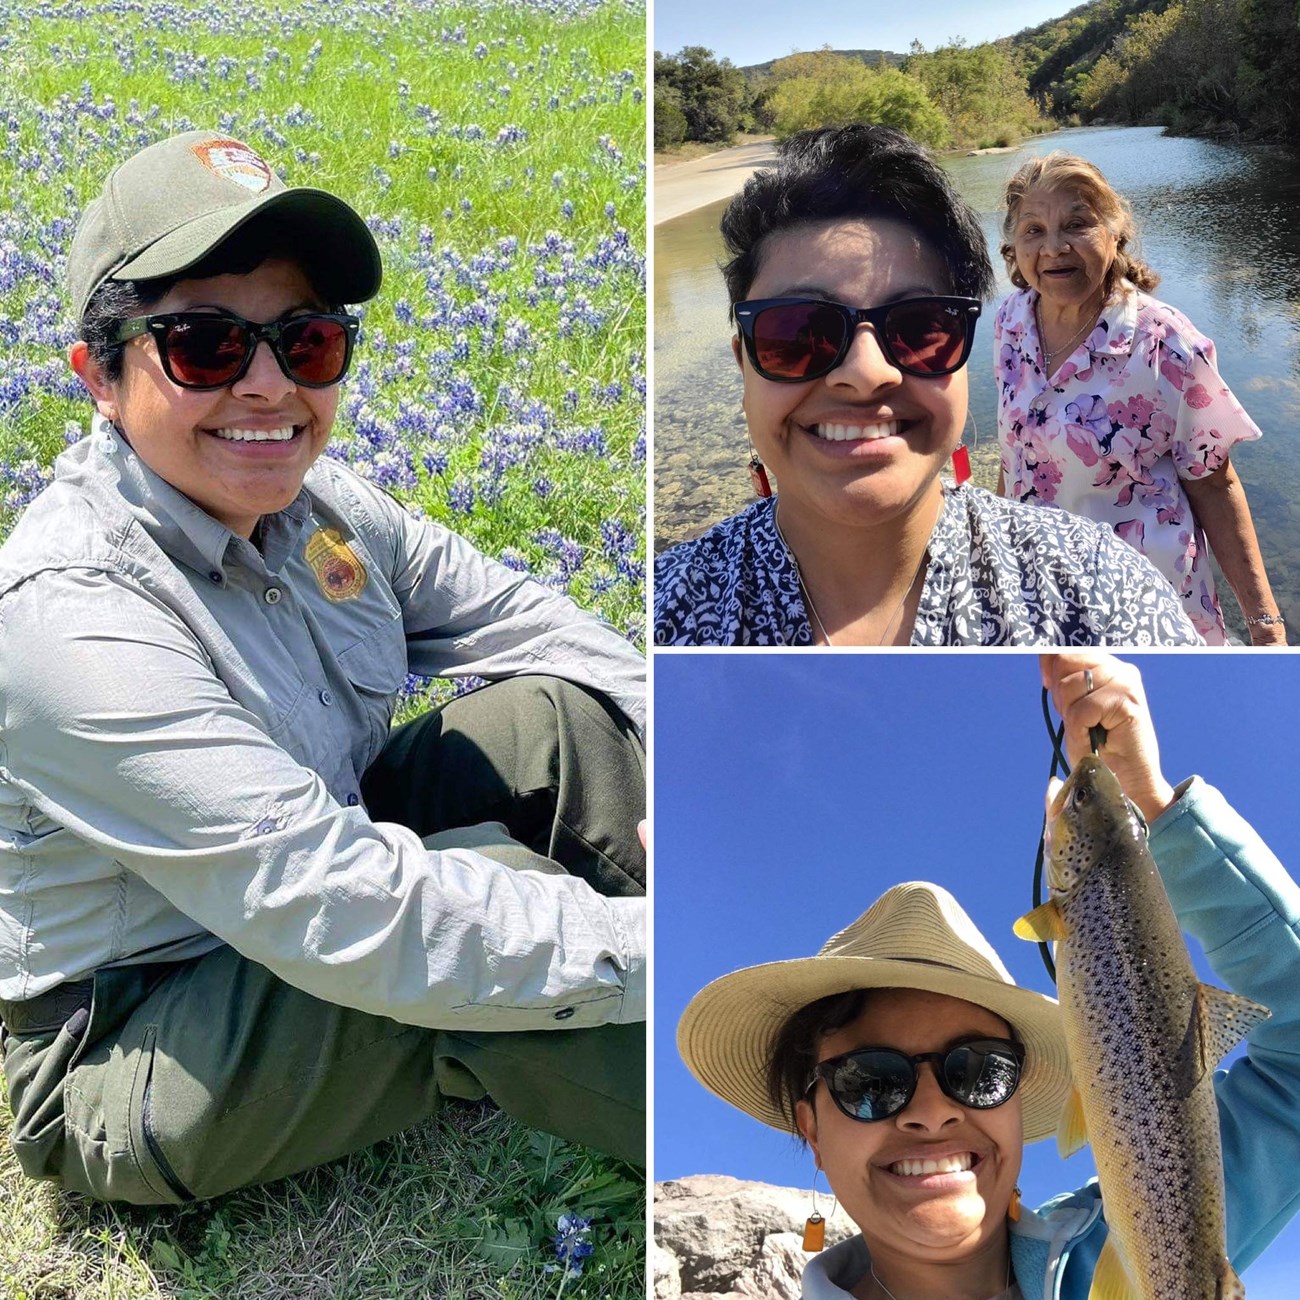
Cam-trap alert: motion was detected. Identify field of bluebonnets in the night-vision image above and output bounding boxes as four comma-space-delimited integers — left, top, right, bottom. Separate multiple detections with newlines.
0, 0, 646, 1297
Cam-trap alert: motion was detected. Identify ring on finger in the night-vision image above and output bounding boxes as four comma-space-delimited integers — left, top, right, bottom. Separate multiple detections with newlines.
1084, 668, 1095, 695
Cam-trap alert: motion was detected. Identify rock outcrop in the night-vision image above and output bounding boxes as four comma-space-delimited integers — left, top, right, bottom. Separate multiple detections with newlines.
654, 1174, 855, 1299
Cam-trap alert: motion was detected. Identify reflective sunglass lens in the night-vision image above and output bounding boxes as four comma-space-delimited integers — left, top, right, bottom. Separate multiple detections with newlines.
828, 1051, 912, 1121
281, 317, 350, 385
752, 303, 847, 380
164, 318, 248, 386
943, 1045, 1020, 1108
886, 301, 967, 375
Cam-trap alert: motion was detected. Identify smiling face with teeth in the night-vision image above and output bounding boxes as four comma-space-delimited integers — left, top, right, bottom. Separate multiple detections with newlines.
735, 218, 966, 542
70, 258, 340, 539
797, 988, 1023, 1279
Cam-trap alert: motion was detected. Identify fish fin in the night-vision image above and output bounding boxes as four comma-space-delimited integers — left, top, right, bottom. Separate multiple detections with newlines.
1014, 900, 1067, 943
1088, 1233, 1139, 1300
1217, 1256, 1246, 1300
1057, 1085, 1089, 1159
1197, 983, 1271, 1072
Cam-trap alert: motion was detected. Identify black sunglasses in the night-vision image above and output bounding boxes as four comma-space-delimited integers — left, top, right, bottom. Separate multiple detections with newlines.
808, 1037, 1024, 1122
733, 296, 981, 383
114, 311, 360, 390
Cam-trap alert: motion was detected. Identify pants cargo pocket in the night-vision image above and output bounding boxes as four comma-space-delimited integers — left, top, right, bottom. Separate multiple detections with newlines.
61, 1022, 191, 1205
129, 1025, 194, 1204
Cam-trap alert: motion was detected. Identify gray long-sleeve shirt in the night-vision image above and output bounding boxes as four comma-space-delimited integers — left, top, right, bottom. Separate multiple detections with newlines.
0, 420, 645, 1030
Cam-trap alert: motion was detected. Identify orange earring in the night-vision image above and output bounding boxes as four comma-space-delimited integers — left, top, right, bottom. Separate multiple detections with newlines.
802, 1166, 835, 1251
1008, 1186, 1022, 1222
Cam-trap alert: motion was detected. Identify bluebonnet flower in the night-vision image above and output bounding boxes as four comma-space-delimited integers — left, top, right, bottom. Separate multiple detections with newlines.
447, 477, 475, 515
552, 1213, 594, 1278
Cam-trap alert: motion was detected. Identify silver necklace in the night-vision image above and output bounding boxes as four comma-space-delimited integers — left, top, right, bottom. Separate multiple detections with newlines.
869, 1255, 1012, 1300
1035, 293, 1101, 371
772, 500, 925, 647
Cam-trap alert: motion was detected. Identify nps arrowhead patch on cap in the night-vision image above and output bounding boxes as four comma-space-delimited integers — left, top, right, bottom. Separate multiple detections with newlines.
190, 138, 273, 193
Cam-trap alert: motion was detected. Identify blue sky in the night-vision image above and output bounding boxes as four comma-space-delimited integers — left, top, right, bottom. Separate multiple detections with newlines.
651, 652, 1300, 1295
653, 0, 1077, 67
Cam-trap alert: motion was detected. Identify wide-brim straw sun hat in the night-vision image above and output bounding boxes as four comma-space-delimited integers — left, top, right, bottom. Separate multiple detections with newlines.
677, 881, 1072, 1144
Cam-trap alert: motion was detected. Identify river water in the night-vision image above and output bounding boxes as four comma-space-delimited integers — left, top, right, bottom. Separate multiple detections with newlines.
652, 125, 1300, 639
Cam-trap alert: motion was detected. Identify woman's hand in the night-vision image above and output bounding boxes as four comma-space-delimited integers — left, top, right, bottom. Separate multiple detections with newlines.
1040, 653, 1176, 824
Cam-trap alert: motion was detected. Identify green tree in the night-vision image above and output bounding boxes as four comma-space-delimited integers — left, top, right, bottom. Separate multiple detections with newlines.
905, 39, 1047, 145
1239, 0, 1300, 143
654, 83, 689, 149
768, 63, 948, 146
653, 46, 749, 144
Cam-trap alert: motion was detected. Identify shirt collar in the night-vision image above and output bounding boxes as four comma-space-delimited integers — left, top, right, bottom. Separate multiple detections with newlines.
1091, 281, 1138, 355
75, 416, 311, 577
1024, 281, 1138, 358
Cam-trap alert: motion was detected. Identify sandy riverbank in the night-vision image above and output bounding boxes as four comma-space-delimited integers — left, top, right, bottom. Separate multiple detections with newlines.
653, 139, 778, 225
653, 138, 1026, 225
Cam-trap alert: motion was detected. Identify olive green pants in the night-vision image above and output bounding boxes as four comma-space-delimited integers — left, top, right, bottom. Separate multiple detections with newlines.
2, 676, 645, 1204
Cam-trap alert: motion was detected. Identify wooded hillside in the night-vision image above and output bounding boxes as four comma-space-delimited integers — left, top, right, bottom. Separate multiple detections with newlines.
654, 0, 1300, 151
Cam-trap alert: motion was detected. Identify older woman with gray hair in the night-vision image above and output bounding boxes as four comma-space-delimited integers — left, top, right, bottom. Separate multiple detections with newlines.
994, 151, 1282, 645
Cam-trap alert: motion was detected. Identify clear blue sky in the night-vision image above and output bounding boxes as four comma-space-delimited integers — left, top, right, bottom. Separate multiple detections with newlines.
652, 652, 1300, 1296
653, 0, 1079, 66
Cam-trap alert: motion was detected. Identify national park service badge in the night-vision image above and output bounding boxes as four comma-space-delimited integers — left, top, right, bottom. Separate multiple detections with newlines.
190, 137, 273, 193
305, 528, 368, 602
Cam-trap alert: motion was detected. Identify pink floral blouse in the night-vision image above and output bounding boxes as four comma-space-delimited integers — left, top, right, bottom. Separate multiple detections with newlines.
994, 284, 1262, 644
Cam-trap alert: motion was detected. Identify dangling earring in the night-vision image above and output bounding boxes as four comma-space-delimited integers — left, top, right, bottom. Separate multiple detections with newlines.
951, 408, 977, 486
802, 1165, 836, 1251
1008, 1186, 1022, 1223
748, 446, 772, 499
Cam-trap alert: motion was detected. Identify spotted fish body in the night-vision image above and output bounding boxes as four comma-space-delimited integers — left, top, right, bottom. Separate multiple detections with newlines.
1015, 757, 1269, 1300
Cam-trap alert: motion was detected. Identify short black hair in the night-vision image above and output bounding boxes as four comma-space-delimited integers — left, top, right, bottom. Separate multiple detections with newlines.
766, 988, 873, 1137
79, 218, 335, 382
720, 125, 995, 307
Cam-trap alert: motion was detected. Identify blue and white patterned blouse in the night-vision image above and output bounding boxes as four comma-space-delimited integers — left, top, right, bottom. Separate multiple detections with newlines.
654, 485, 1203, 646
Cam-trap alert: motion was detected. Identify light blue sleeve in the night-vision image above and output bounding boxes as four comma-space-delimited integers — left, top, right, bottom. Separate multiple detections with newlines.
1149, 777, 1300, 1270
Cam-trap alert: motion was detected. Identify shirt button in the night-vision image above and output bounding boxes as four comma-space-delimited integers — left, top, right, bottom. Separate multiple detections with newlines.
346, 793, 359, 806
319, 689, 333, 706
553, 1007, 576, 1021
208, 570, 223, 584
263, 587, 283, 605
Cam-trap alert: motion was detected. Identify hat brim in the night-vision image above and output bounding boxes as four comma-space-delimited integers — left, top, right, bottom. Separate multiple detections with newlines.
677, 954, 1072, 1145
108, 188, 382, 306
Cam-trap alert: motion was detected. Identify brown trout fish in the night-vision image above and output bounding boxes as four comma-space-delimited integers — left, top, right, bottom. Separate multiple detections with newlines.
1014, 756, 1269, 1300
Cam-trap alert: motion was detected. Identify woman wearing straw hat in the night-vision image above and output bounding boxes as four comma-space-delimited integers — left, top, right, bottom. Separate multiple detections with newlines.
0, 130, 645, 1203
677, 653, 1300, 1299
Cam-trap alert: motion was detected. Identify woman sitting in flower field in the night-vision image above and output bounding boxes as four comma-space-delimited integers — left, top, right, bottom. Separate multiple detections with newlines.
0, 131, 645, 1204
653, 126, 1201, 646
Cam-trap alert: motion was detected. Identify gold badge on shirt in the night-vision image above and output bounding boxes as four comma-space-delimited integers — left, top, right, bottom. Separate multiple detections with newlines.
305, 528, 368, 602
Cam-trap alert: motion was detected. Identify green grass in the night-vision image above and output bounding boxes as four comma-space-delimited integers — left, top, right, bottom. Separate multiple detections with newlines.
1, 1090, 644, 1300
0, 0, 647, 1294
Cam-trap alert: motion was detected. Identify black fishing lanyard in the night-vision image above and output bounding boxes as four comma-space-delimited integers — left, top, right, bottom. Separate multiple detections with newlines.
1034, 689, 1107, 985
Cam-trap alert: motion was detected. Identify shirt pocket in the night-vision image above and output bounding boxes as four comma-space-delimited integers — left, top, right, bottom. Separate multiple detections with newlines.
335, 609, 409, 765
